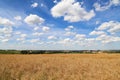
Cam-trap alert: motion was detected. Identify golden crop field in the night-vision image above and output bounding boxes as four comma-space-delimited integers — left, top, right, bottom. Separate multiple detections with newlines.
0, 54, 120, 80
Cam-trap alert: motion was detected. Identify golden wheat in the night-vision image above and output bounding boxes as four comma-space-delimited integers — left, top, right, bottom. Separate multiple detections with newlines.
0, 54, 120, 80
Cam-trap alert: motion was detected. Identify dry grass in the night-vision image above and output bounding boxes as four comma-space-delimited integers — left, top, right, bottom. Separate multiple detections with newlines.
0, 53, 120, 80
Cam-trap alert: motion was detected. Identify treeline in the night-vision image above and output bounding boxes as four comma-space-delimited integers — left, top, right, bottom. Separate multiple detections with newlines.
102, 50, 120, 53
0, 50, 96, 54
0, 50, 120, 54
20, 50, 91, 54
0, 50, 21, 54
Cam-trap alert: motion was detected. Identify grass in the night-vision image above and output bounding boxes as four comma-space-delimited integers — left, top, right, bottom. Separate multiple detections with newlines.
0, 53, 120, 80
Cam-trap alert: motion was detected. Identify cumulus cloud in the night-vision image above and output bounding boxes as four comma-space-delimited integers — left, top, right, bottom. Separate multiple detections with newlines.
48, 36, 57, 40
96, 34, 120, 43
64, 25, 76, 36
83, 38, 96, 46
58, 38, 72, 44
97, 22, 111, 30
93, 2, 111, 11
88, 21, 120, 43
16, 38, 25, 41
24, 14, 44, 25
94, 0, 120, 11
75, 34, 86, 40
16, 34, 27, 43
97, 21, 120, 34
31, 2, 38, 8
14, 16, 22, 21
108, 24, 120, 34
15, 31, 21, 35
1, 39, 9, 42
51, 0, 95, 22
34, 26, 40, 31
65, 25, 74, 31
89, 30, 106, 35
20, 34, 27, 38
0, 27, 12, 34
1, 36, 10, 41
63, 38, 71, 42
32, 32, 44, 36
30, 39, 40, 43
0, 26, 13, 43
64, 32, 76, 36
0, 17, 14, 43
0, 17, 14, 26
111, 0, 120, 5
42, 26, 50, 32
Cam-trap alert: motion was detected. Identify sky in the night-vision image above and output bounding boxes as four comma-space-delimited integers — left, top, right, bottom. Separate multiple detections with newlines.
0, 0, 120, 50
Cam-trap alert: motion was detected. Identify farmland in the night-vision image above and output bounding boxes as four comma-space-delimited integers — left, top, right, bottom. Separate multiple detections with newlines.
0, 54, 120, 80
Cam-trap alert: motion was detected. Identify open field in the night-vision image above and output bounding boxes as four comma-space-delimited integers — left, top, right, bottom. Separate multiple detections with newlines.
0, 54, 120, 80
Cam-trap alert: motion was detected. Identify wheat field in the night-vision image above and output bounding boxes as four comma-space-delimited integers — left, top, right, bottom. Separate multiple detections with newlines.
0, 54, 120, 80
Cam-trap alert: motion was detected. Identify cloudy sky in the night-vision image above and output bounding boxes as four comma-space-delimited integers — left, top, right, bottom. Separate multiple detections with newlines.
0, 0, 120, 50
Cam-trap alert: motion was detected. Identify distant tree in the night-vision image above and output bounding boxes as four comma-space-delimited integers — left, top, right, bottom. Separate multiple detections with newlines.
21, 50, 29, 54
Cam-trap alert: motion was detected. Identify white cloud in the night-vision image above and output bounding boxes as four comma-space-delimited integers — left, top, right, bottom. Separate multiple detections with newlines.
4, 34, 12, 38
97, 21, 113, 30
30, 39, 40, 43
89, 30, 106, 35
0, 27, 12, 34
96, 34, 120, 43
93, 2, 111, 11
65, 25, 74, 31
64, 32, 76, 36
64, 26, 76, 36
0, 26, 13, 41
94, 0, 120, 11
15, 31, 21, 35
0, 36, 10, 41
96, 34, 106, 41
0, 36, 4, 39
85, 38, 96, 42
75, 34, 86, 40
58, 38, 72, 44
31, 2, 38, 8
14, 16, 22, 21
108, 24, 120, 34
1, 39, 9, 42
63, 38, 71, 42
32, 32, 44, 36
20, 34, 27, 38
34, 26, 40, 31
24, 14, 44, 25
16, 34, 27, 43
51, 0, 95, 22
42, 26, 50, 32
48, 36, 57, 40
0, 17, 14, 26
0, 29, 12, 43
89, 21, 120, 43
53, 0, 58, 3
97, 21, 120, 34
16, 38, 25, 41
111, 0, 120, 5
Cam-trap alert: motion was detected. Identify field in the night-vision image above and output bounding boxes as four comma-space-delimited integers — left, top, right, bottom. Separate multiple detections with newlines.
0, 54, 120, 80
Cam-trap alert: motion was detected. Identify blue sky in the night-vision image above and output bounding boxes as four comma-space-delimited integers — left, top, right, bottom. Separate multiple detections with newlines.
0, 0, 120, 50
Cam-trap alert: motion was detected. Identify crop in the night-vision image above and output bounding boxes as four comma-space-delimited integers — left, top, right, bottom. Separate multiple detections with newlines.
0, 54, 120, 80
